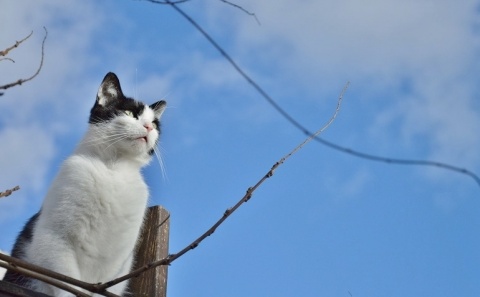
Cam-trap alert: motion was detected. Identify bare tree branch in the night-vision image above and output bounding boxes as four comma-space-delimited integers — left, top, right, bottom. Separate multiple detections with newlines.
0, 261, 90, 297
157, 0, 480, 188
0, 186, 20, 198
96, 83, 348, 291
311, 137, 480, 186
218, 0, 260, 25
0, 27, 47, 96
0, 31, 33, 57
0, 252, 120, 297
0, 253, 93, 297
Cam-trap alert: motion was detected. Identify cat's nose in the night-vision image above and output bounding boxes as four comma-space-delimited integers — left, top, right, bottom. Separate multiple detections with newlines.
144, 123, 153, 132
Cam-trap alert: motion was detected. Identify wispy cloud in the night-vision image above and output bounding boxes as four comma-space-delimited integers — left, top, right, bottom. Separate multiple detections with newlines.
204, 0, 480, 180
0, 0, 107, 225
0, 125, 56, 223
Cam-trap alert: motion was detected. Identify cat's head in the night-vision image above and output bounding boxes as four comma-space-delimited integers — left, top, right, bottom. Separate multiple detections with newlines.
87, 72, 166, 165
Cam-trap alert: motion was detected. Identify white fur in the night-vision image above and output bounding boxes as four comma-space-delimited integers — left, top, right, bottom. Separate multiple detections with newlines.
24, 106, 162, 296
96, 82, 118, 106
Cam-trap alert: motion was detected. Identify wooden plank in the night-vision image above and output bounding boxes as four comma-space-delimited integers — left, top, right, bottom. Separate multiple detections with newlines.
128, 205, 170, 297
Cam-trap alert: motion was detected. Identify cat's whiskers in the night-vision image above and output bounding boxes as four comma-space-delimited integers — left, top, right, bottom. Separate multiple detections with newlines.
153, 146, 168, 181
82, 132, 130, 147
81, 132, 132, 153
103, 134, 132, 152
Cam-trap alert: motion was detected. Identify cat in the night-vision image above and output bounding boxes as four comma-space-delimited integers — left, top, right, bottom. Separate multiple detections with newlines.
3, 72, 167, 296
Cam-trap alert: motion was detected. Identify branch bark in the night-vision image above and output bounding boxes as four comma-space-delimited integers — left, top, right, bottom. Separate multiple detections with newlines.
218, 0, 260, 25
0, 31, 33, 57
0, 253, 119, 297
0, 186, 20, 198
0, 27, 47, 96
0, 260, 90, 297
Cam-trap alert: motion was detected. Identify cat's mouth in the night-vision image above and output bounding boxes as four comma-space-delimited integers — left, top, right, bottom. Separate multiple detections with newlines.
136, 136, 148, 142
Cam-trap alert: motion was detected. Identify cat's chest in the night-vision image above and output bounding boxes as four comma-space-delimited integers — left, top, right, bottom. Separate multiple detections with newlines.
58, 155, 149, 210
39, 155, 149, 253
98, 163, 144, 189
91, 161, 148, 205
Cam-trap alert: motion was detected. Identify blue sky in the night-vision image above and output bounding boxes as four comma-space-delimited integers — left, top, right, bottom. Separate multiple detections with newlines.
1, 1, 479, 296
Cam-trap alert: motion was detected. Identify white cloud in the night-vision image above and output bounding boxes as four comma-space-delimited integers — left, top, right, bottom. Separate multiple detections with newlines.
0, 2, 100, 128
0, 125, 56, 223
204, 0, 480, 178
226, 0, 477, 81
331, 168, 372, 202
0, 0, 106, 223
122, 73, 172, 104
401, 81, 480, 164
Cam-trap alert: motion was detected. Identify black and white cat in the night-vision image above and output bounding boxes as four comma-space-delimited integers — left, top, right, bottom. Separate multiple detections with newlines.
3, 72, 167, 296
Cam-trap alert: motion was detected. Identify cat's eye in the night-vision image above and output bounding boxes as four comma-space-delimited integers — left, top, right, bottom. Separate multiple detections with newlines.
124, 110, 134, 117
152, 122, 157, 129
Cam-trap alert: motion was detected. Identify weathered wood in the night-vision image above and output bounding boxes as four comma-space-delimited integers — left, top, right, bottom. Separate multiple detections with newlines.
128, 205, 170, 297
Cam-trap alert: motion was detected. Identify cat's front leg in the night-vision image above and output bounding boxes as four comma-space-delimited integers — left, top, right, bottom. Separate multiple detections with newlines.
28, 247, 87, 297
94, 251, 135, 297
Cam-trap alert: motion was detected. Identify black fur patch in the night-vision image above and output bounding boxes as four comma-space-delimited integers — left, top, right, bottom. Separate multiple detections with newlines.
3, 212, 40, 286
89, 95, 147, 124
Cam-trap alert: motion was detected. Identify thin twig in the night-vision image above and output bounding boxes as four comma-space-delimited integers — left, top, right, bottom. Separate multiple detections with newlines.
0, 27, 47, 94
0, 57, 15, 63
0, 185, 20, 198
0, 261, 90, 297
0, 253, 120, 297
96, 83, 347, 291
219, 0, 260, 25
0, 31, 33, 57
311, 137, 480, 186
143, 0, 190, 4
159, 1, 480, 188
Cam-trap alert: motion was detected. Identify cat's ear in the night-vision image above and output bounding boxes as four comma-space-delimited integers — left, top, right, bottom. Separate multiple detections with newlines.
96, 72, 124, 106
150, 100, 167, 119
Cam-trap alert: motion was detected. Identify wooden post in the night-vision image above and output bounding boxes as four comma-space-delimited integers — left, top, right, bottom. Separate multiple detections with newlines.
128, 205, 170, 297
